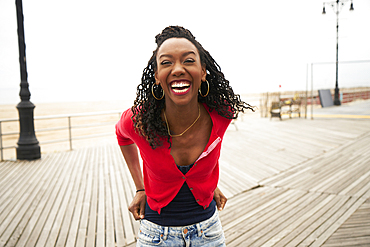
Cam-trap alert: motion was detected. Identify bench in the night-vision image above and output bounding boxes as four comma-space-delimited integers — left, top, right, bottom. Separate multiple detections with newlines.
270, 99, 301, 120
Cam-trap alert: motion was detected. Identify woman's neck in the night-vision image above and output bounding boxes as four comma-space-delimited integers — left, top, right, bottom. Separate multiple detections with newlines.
164, 101, 201, 135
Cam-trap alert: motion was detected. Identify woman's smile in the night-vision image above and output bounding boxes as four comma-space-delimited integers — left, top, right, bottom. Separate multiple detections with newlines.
170, 80, 191, 96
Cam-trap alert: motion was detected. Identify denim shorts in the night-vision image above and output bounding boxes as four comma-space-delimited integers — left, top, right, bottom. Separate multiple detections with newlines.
136, 207, 226, 247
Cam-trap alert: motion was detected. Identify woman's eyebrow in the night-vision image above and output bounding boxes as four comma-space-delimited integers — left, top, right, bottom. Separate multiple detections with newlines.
182, 51, 196, 57
159, 54, 172, 59
158, 51, 196, 59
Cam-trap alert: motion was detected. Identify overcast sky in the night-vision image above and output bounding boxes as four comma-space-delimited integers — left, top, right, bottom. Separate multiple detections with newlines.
1, 0, 369, 104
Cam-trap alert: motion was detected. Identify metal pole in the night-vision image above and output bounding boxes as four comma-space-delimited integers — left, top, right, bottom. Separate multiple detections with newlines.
68, 117, 73, 150
305, 64, 308, 119
0, 123, 3, 161
15, 0, 41, 160
311, 63, 314, 120
334, 0, 341, 105
265, 92, 269, 117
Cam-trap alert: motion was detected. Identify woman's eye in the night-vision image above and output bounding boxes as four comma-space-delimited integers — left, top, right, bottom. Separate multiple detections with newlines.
160, 61, 171, 65
185, 58, 195, 63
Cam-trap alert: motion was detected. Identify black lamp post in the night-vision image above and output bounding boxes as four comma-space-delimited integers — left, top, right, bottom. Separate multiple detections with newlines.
322, 0, 354, 106
15, 0, 41, 160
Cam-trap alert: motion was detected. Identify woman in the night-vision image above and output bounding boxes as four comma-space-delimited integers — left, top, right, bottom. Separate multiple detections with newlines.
116, 26, 253, 246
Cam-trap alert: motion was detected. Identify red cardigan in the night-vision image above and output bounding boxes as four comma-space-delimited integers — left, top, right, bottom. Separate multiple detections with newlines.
115, 104, 231, 214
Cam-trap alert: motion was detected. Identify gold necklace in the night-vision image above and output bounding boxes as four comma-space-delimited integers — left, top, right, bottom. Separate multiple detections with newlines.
163, 104, 200, 137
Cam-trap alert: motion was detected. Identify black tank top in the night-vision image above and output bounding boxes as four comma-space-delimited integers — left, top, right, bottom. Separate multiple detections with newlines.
144, 163, 216, 226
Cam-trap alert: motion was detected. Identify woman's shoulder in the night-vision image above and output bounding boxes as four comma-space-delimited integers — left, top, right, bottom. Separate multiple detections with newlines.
116, 107, 135, 133
115, 107, 136, 145
203, 103, 232, 130
119, 107, 134, 121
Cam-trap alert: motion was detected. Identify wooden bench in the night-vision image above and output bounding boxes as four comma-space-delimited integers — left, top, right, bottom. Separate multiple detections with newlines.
270, 99, 301, 120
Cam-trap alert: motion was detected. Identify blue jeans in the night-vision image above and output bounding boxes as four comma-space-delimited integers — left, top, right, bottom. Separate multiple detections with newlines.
137, 207, 226, 246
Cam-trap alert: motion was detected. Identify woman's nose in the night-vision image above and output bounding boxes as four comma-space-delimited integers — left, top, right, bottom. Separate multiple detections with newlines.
171, 62, 185, 76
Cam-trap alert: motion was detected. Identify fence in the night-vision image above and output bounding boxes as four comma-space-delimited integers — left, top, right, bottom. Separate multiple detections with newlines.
2, 88, 369, 161
0, 110, 122, 161
259, 87, 370, 119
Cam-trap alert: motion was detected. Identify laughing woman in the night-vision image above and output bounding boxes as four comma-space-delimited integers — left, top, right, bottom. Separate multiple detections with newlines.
116, 26, 253, 246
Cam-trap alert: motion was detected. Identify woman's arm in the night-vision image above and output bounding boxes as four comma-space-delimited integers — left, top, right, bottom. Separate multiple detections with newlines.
120, 144, 146, 220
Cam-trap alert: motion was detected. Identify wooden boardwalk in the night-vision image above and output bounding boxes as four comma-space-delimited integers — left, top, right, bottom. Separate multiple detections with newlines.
1, 100, 370, 246
220, 119, 370, 246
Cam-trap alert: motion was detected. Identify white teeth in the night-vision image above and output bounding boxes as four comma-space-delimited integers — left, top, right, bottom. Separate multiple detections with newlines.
173, 88, 188, 93
171, 82, 190, 88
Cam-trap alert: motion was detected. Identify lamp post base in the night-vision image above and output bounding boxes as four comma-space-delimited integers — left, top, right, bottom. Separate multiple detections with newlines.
16, 101, 41, 160
333, 99, 341, 106
16, 144, 41, 160
333, 88, 341, 106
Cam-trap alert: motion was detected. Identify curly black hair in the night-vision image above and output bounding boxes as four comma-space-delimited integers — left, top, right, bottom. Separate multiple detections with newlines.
132, 26, 254, 149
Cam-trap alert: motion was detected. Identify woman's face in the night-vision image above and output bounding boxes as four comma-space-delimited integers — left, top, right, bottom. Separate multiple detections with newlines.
155, 38, 206, 107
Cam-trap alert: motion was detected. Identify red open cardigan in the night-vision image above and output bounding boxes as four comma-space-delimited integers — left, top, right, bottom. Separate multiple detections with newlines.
115, 103, 231, 214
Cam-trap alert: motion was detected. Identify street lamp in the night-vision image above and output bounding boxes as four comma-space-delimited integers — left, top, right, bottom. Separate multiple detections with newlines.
322, 0, 354, 106
15, 0, 41, 160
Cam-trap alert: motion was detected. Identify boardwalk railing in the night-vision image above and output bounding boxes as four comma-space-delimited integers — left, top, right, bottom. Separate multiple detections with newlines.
259, 87, 370, 118
0, 110, 122, 161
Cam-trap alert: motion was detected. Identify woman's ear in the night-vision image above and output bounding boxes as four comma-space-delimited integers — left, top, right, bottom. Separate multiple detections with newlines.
201, 66, 207, 82
154, 71, 160, 85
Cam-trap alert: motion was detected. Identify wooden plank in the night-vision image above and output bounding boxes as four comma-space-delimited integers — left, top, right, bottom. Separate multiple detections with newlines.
310, 196, 367, 247
354, 179, 370, 198
75, 148, 94, 247
262, 133, 368, 187
103, 145, 115, 247
220, 186, 280, 223
285, 153, 352, 191
315, 141, 370, 195
85, 146, 99, 247
96, 147, 106, 247
260, 194, 337, 247
274, 194, 344, 247
335, 157, 370, 195
322, 237, 370, 247
225, 189, 306, 246
111, 144, 134, 245
221, 150, 278, 181
0, 159, 42, 226
116, 144, 139, 243
0, 154, 61, 246
42, 150, 83, 247
24, 151, 78, 247
262, 132, 370, 197
220, 187, 277, 226
223, 130, 292, 171
64, 148, 89, 247
55, 149, 88, 247
107, 144, 126, 247
223, 187, 292, 239
298, 196, 357, 246
2, 153, 63, 246
5, 153, 67, 247
0, 160, 32, 197
219, 161, 257, 198
60, 149, 87, 247
221, 187, 291, 245
228, 190, 321, 246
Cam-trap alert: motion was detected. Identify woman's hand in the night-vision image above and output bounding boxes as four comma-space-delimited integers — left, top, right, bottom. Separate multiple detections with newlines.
128, 191, 146, 220
214, 187, 227, 211
120, 145, 146, 220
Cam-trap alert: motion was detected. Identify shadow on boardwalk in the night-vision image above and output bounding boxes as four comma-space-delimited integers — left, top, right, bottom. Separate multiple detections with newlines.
1, 100, 370, 247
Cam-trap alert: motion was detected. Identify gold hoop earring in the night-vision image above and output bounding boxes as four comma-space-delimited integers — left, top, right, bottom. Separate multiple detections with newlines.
152, 83, 164, 100
199, 80, 209, 97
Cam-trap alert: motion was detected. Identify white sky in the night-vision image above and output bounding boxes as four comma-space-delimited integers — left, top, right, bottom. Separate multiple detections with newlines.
1, 0, 369, 104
